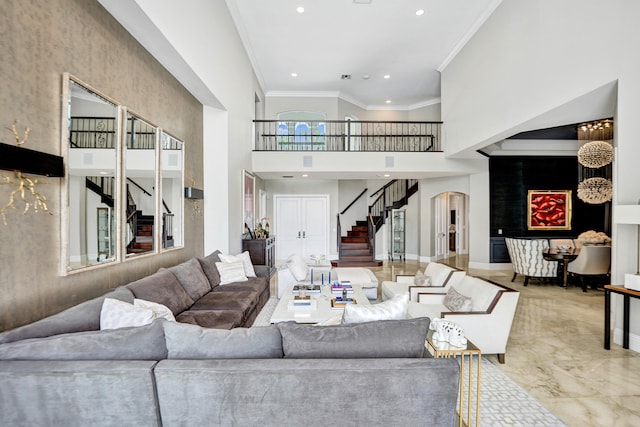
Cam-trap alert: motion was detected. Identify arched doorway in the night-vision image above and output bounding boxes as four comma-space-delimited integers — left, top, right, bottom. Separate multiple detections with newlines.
434, 192, 469, 260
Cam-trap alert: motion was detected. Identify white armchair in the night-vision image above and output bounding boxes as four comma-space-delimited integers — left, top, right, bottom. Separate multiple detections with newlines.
567, 245, 611, 292
381, 262, 466, 301
408, 275, 520, 363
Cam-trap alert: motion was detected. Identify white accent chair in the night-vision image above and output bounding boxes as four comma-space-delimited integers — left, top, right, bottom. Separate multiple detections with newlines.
381, 262, 466, 301
408, 275, 520, 363
505, 237, 558, 286
567, 245, 611, 292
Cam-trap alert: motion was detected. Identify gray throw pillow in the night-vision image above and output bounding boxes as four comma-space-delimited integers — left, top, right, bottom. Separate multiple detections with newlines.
0, 319, 167, 360
163, 322, 283, 359
278, 317, 430, 359
0, 286, 134, 344
443, 287, 473, 312
167, 258, 211, 301
126, 269, 194, 315
197, 250, 222, 288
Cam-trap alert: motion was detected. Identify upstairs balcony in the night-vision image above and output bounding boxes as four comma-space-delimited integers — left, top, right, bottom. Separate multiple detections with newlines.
250, 119, 488, 179
253, 120, 442, 152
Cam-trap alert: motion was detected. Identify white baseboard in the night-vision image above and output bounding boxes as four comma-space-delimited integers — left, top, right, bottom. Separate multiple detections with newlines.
613, 328, 640, 353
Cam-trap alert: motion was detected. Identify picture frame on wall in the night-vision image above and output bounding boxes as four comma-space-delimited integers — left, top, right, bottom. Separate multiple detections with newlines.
527, 190, 572, 230
242, 170, 255, 237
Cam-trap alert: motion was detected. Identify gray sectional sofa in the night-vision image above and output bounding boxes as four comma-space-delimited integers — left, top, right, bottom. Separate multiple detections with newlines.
0, 318, 460, 426
0, 250, 270, 345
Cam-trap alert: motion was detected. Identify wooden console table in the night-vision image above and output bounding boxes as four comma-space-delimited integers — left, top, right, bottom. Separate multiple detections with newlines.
604, 284, 640, 349
242, 236, 275, 268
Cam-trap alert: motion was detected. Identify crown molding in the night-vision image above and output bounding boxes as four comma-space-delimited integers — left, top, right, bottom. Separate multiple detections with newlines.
438, 0, 503, 72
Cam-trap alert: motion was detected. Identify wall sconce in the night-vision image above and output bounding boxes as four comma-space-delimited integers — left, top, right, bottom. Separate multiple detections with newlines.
0, 121, 64, 224
184, 187, 204, 199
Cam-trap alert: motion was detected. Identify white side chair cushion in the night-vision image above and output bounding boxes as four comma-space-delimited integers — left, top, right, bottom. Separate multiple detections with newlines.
100, 298, 155, 330
219, 251, 256, 277
215, 260, 248, 285
342, 293, 409, 324
286, 254, 309, 281
443, 287, 473, 312
134, 298, 176, 322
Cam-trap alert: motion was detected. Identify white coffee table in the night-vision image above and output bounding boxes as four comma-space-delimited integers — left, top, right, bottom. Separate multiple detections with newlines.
270, 283, 370, 324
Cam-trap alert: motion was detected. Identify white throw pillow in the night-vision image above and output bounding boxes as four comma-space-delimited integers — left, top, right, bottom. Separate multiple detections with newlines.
215, 260, 248, 285
286, 254, 309, 281
218, 251, 256, 277
443, 287, 473, 312
341, 294, 409, 324
134, 298, 176, 322
100, 298, 155, 330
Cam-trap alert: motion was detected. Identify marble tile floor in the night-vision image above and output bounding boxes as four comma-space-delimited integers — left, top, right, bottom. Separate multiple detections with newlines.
369, 256, 640, 427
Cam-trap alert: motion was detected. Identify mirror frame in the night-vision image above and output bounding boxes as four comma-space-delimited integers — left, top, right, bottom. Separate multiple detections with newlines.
122, 108, 160, 260
60, 73, 186, 275
60, 73, 123, 275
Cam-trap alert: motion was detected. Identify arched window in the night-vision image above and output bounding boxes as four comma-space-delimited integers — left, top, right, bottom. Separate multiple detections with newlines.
277, 111, 326, 150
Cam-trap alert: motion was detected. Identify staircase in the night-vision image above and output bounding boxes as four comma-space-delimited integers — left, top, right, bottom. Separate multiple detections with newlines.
333, 179, 418, 267
333, 220, 382, 267
127, 212, 154, 254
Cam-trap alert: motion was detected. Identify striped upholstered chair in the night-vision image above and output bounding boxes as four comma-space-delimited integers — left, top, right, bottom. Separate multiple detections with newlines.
505, 237, 558, 286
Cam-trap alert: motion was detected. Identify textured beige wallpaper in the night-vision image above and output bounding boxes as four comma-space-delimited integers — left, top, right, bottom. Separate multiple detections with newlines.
0, 0, 204, 331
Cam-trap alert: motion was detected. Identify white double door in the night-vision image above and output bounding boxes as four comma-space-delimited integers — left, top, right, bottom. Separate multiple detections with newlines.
275, 195, 329, 262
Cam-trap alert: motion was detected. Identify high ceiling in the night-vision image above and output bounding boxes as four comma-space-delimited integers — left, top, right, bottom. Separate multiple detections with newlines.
226, 0, 501, 110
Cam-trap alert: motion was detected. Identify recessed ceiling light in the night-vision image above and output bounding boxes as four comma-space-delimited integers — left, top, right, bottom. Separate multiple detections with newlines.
383, 74, 391, 79
416, 9, 425, 16
383, 174, 390, 178
296, 7, 304, 13
302, 174, 308, 178
385, 100, 392, 104
291, 72, 298, 77
362, 75, 370, 80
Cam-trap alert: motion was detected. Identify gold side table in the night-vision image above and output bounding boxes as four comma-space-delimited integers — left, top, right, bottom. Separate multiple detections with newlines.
426, 330, 481, 427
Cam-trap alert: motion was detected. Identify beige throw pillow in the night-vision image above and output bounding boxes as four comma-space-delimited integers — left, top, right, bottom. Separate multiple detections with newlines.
443, 287, 473, 312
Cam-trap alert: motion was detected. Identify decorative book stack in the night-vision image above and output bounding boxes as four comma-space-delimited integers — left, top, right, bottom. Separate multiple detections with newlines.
331, 297, 357, 309
292, 284, 321, 295
331, 282, 353, 294
288, 295, 317, 311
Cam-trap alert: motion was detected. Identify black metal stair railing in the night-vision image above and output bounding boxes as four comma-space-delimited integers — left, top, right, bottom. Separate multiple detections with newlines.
254, 120, 441, 152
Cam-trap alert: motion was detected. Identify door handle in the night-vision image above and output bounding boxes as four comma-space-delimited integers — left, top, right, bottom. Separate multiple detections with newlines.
303, 231, 306, 238
297, 231, 301, 238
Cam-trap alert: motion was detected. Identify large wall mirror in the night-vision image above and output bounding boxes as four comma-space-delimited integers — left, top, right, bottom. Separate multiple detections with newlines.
62, 76, 120, 272
124, 111, 158, 258
161, 132, 184, 249
61, 74, 185, 275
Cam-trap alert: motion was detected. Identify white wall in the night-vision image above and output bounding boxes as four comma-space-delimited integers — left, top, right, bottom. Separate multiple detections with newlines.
133, 0, 263, 254
442, 0, 640, 348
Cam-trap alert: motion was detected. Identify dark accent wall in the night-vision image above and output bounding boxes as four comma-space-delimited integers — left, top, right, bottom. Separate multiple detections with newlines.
489, 156, 610, 262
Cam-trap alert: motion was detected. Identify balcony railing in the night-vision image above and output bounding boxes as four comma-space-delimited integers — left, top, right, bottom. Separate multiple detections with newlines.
253, 120, 442, 152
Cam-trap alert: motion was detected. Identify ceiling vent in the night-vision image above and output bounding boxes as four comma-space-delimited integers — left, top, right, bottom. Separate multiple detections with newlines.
341, 74, 352, 80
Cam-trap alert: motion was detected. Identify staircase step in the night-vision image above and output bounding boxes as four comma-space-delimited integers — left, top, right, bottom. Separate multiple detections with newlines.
135, 236, 153, 242
355, 220, 368, 227
331, 260, 383, 268
347, 230, 368, 237
340, 249, 372, 257
341, 236, 368, 243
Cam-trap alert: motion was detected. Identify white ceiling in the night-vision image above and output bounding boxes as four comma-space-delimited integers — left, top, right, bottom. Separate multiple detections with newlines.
226, 0, 501, 110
